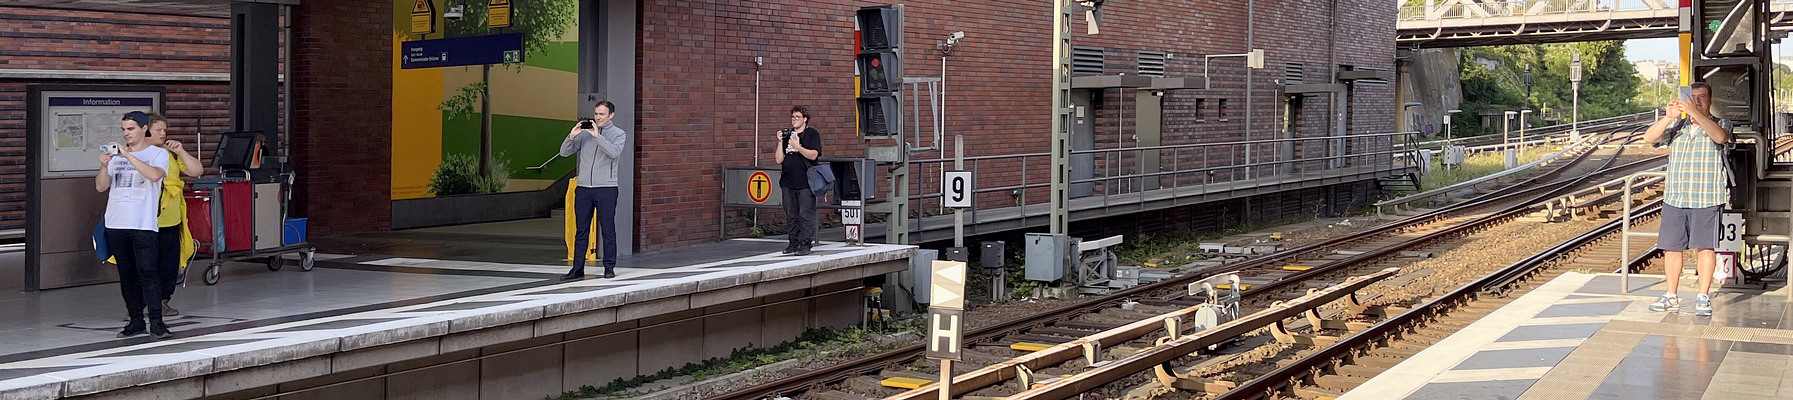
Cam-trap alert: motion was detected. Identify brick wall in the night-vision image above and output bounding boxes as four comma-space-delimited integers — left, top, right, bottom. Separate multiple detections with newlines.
289, 0, 390, 234
9, 0, 1398, 248
0, 6, 231, 72
636, 0, 1399, 251
0, 6, 232, 232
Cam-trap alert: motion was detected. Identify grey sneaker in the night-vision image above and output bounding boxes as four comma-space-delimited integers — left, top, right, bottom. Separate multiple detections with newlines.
1648, 295, 1680, 312
1694, 295, 1712, 316
161, 300, 180, 317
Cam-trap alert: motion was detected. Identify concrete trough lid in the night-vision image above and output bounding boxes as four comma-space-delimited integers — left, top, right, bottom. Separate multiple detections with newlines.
0, 241, 915, 399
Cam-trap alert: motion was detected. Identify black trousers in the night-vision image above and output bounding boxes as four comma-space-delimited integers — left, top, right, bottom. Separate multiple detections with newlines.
572, 186, 619, 272
106, 228, 163, 321
156, 224, 183, 301
783, 187, 817, 247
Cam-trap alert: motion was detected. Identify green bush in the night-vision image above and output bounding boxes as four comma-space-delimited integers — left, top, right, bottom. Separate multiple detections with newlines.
428, 153, 512, 195
428, 153, 481, 196
476, 153, 512, 193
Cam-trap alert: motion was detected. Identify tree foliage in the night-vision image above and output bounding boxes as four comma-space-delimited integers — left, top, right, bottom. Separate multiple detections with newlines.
1458, 41, 1643, 135
444, 0, 577, 63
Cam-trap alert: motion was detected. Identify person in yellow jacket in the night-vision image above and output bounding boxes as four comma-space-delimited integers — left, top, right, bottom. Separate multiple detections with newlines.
146, 114, 201, 316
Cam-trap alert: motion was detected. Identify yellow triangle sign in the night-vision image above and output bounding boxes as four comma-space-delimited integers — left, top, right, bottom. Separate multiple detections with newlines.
411, 0, 433, 14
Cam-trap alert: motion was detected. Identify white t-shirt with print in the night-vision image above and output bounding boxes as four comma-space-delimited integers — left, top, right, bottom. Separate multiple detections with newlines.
104, 146, 170, 232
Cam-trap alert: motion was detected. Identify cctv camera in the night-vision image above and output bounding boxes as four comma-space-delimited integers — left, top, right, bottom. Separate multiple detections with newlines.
949, 31, 965, 41
444, 0, 465, 20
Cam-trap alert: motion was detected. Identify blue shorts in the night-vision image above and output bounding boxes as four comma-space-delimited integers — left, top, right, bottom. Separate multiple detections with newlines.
1659, 204, 1722, 251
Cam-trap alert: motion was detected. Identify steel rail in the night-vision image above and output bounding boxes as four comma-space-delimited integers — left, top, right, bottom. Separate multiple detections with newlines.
706, 124, 1651, 400
1211, 202, 1663, 400
1002, 268, 1400, 399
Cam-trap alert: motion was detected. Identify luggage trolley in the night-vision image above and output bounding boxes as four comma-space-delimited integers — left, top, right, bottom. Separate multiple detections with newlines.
181, 131, 314, 285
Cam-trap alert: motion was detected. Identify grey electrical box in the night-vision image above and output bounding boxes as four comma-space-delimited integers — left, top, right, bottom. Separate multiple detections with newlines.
944, 247, 968, 262
980, 241, 1006, 276
1025, 233, 1067, 281
909, 248, 940, 304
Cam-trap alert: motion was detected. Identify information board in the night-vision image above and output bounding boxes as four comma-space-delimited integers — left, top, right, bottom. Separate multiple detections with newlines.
37, 91, 161, 178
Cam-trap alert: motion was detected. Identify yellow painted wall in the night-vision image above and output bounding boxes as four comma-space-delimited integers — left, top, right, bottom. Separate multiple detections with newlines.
391, 31, 446, 200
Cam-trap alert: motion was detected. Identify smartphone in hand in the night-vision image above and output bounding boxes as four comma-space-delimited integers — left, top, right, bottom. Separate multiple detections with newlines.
579, 119, 594, 130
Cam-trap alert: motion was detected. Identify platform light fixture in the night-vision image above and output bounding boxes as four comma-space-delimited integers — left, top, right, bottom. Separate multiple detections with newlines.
1076, 0, 1106, 34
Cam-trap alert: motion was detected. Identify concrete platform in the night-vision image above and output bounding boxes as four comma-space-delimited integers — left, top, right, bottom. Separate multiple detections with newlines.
0, 238, 912, 399
1339, 272, 1793, 400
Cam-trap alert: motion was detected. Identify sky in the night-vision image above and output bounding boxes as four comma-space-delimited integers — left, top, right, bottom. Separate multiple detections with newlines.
1625, 37, 1792, 64
1622, 38, 1680, 63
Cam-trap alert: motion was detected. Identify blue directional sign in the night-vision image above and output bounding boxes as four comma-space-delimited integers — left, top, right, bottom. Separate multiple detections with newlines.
400, 33, 525, 69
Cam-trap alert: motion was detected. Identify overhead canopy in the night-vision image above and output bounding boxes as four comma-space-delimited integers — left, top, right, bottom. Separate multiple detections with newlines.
5, 0, 298, 17
1071, 74, 1154, 89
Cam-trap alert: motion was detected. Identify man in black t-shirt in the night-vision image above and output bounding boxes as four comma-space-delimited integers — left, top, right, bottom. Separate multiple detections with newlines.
775, 106, 822, 255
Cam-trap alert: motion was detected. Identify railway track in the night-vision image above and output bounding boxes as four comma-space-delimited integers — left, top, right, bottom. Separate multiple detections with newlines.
712, 125, 1663, 400
1203, 203, 1663, 400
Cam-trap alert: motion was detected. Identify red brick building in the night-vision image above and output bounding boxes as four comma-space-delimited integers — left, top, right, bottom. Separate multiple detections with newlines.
10, 0, 1399, 253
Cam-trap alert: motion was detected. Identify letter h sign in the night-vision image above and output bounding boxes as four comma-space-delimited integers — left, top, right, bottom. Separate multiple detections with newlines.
924, 307, 964, 360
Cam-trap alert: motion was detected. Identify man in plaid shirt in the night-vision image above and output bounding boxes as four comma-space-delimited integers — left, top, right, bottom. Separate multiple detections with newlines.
1641, 82, 1731, 317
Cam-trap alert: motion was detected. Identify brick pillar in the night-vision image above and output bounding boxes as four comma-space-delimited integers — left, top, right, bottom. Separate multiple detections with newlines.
290, 0, 392, 234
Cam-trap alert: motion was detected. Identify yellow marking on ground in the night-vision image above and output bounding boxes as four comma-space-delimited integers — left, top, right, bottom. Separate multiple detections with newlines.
1283, 265, 1312, 271
1010, 342, 1054, 352
881, 377, 933, 389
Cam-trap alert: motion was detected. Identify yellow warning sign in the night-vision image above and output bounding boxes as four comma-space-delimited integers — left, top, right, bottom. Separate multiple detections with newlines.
410, 0, 436, 35
488, 0, 512, 29
748, 171, 773, 204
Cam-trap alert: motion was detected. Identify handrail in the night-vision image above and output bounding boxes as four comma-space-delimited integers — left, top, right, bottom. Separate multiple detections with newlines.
1621, 170, 1669, 293
1396, 112, 1648, 151
905, 131, 1420, 200
1373, 133, 1595, 210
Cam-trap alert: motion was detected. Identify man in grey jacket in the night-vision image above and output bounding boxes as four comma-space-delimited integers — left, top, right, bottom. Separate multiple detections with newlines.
559, 101, 627, 280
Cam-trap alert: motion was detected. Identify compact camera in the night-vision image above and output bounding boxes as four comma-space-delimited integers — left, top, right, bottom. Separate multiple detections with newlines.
102, 144, 120, 155
780, 129, 797, 154
580, 119, 595, 130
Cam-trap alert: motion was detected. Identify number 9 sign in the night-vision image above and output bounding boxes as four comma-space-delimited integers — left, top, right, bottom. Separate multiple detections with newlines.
943, 171, 972, 208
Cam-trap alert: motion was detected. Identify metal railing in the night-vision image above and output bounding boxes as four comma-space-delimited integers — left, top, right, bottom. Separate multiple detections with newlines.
893, 131, 1422, 228
1397, 112, 1648, 153
1620, 170, 1668, 293
1399, 0, 1672, 22
1374, 132, 1594, 212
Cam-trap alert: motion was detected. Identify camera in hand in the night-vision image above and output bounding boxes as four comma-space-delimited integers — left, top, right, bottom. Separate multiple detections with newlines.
781, 128, 796, 154
580, 119, 594, 130
102, 144, 120, 155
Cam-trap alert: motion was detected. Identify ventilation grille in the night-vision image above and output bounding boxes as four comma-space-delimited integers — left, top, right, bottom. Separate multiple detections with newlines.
1137, 51, 1167, 77
1283, 63, 1305, 84
1356, 66, 1391, 86
1073, 46, 1106, 76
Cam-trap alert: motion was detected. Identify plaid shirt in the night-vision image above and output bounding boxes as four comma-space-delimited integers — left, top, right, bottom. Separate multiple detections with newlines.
1663, 117, 1731, 209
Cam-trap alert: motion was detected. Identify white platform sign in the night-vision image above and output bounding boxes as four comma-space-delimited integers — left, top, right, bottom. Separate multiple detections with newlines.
1718, 212, 1744, 253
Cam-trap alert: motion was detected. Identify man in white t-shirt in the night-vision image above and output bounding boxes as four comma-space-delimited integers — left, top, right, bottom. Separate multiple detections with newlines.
95, 111, 173, 339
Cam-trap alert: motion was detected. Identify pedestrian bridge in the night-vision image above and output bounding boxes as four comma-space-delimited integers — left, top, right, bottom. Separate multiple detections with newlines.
1397, 0, 1793, 48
